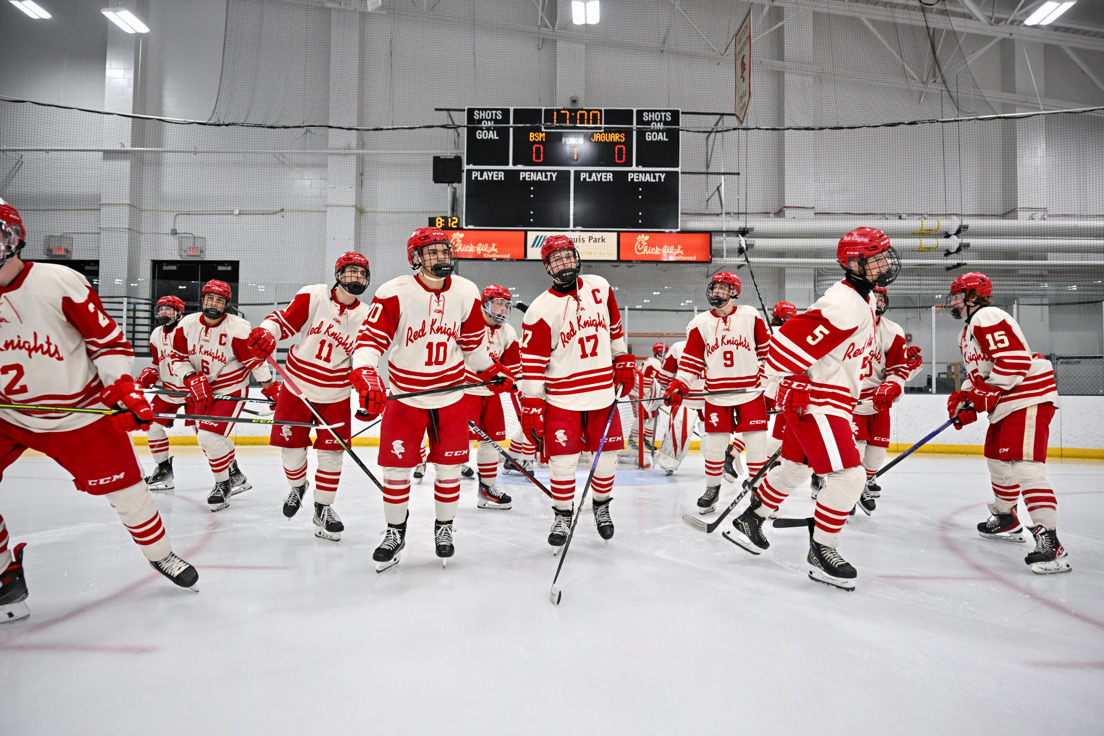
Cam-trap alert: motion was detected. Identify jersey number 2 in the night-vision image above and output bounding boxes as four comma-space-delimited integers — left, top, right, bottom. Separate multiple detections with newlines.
0, 364, 28, 395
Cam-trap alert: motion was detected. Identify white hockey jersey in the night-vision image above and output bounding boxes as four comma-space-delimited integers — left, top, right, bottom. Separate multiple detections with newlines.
959, 306, 1058, 423
148, 322, 187, 406
466, 322, 522, 398
855, 314, 920, 416
167, 312, 272, 395
640, 355, 663, 400
260, 285, 370, 404
0, 262, 134, 432
676, 305, 770, 407
520, 274, 627, 411
765, 279, 877, 420
657, 340, 705, 411
352, 274, 491, 410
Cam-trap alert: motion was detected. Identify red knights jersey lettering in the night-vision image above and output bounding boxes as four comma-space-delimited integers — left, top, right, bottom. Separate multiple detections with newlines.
765, 280, 876, 419
676, 305, 770, 407
261, 284, 370, 404
0, 262, 134, 432
658, 340, 705, 410
960, 307, 1058, 423
148, 323, 187, 405
168, 313, 272, 396
352, 274, 490, 410
466, 322, 521, 397
856, 315, 919, 415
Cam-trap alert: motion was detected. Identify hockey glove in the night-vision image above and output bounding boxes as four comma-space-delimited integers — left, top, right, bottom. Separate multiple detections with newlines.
247, 327, 277, 361
100, 375, 154, 433
183, 373, 213, 412
663, 378, 690, 410
776, 375, 811, 418
968, 378, 1002, 414
904, 345, 923, 372
872, 381, 903, 411
519, 396, 547, 442
613, 354, 637, 397
946, 390, 975, 430
261, 381, 281, 409
136, 366, 160, 389
475, 360, 515, 394
349, 367, 387, 420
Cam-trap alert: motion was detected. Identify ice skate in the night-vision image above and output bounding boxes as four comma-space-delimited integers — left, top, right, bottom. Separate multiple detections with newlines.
857, 490, 877, 516
373, 521, 406, 573
504, 457, 531, 476
460, 464, 475, 479
722, 443, 744, 484
865, 478, 882, 498
313, 503, 344, 542
227, 460, 252, 496
1025, 525, 1071, 574
722, 506, 770, 554
207, 480, 232, 512
593, 498, 614, 541
144, 457, 175, 491
807, 540, 857, 591
477, 481, 512, 510
434, 520, 455, 566
697, 485, 720, 515
810, 474, 825, 500
283, 480, 308, 519
149, 551, 199, 589
412, 463, 426, 482
0, 543, 30, 623
977, 504, 1026, 542
548, 508, 572, 553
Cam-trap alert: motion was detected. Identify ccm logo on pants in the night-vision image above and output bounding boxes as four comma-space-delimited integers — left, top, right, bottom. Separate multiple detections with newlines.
88, 472, 128, 487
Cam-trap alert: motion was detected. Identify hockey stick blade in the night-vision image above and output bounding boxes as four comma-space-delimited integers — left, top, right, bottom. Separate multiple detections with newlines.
772, 517, 814, 529
682, 448, 782, 534
549, 585, 562, 605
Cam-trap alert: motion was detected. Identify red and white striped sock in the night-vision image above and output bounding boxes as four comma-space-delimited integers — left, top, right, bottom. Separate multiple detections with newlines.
148, 437, 170, 463
0, 514, 10, 569
208, 449, 234, 482
591, 474, 615, 503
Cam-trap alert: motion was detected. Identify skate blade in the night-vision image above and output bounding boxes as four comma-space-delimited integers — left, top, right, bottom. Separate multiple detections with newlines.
697, 505, 717, 515
1029, 559, 1072, 574
551, 545, 565, 556
721, 528, 765, 556
229, 484, 252, 497
147, 483, 175, 491
979, 531, 1026, 543
477, 501, 513, 510
859, 504, 874, 517
1, 600, 31, 623
314, 528, 342, 542
807, 568, 856, 591
375, 555, 401, 573
208, 501, 229, 512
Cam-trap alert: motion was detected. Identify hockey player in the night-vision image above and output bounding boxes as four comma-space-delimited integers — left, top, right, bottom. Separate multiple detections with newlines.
945, 272, 1069, 574
653, 339, 704, 475
464, 284, 520, 509
665, 272, 770, 514
350, 227, 504, 571
245, 252, 371, 541
135, 295, 188, 490
634, 342, 666, 452
518, 234, 635, 549
0, 200, 196, 623
502, 391, 538, 476
850, 286, 923, 512
167, 279, 278, 512
771, 301, 797, 328
723, 226, 900, 590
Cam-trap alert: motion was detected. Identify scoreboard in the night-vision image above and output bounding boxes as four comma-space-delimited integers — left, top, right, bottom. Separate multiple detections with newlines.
464, 107, 680, 231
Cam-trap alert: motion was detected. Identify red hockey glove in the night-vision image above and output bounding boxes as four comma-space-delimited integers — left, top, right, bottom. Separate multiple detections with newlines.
519, 396, 547, 442
100, 375, 154, 433
872, 381, 903, 412
946, 390, 975, 430
261, 381, 281, 408
612, 354, 636, 397
904, 345, 923, 372
776, 375, 811, 418
184, 372, 213, 412
968, 378, 1002, 414
349, 367, 386, 420
663, 378, 690, 410
136, 366, 160, 389
247, 327, 277, 361
475, 360, 515, 394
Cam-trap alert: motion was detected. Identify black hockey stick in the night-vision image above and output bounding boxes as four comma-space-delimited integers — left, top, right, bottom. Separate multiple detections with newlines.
350, 417, 382, 440
682, 447, 782, 533
550, 401, 621, 606
0, 402, 339, 430
621, 387, 758, 405
143, 387, 271, 405
467, 421, 554, 500
771, 414, 963, 529
737, 234, 773, 335
267, 357, 385, 492
387, 378, 505, 402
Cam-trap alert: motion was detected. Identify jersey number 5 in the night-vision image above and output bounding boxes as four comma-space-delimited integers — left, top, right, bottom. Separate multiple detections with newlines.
807, 325, 830, 345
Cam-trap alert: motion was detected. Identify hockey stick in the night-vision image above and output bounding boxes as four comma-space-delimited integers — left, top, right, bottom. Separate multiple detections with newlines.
266, 357, 384, 492
682, 447, 782, 533
143, 387, 270, 404
771, 413, 963, 529
387, 378, 505, 402
0, 402, 339, 429
737, 234, 773, 335
467, 421, 554, 500
620, 388, 758, 405
350, 417, 382, 440
549, 401, 621, 606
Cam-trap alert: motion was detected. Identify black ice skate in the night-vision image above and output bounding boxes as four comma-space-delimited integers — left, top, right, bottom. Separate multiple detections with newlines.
722, 443, 744, 484
207, 480, 232, 512
722, 506, 770, 555
313, 503, 344, 542
807, 539, 857, 591
412, 463, 426, 482
460, 464, 475, 479
373, 520, 407, 573
1025, 525, 1072, 574
144, 457, 175, 491
228, 460, 252, 496
283, 480, 308, 519
477, 481, 513, 510
865, 478, 882, 498
0, 543, 30, 624
593, 498, 614, 541
857, 490, 877, 516
149, 551, 199, 589
810, 474, 825, 500
434, 520, 455, 565
548, 508, 573, 552
697, 485, 720, 514
977, 504, 1026, 543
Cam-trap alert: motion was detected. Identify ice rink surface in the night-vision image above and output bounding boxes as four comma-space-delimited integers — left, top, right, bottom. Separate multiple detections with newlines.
1, 447, 1101, 736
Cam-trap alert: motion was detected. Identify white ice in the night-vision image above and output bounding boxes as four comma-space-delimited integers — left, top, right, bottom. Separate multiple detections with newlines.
1, 448, 1102, 736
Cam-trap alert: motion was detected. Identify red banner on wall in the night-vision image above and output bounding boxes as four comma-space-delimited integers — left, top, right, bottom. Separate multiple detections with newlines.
618, 232, 712, 262
445, 230, 526, 260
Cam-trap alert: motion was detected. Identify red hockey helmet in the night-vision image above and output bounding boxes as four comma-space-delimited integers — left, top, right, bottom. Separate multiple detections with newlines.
481, 284, 513, 324
873, 286, 889, 316
406, 227, 451, 268
652, 341, 667, 358
707, 271, 741, 306
202, 279, 232, 300
0, 197, 27, 264
540, 234, 577, 263
837, 227, 900, 286
772, 301, 797, 321
482, 284, 511, 303
946, 271, 992, 320
334, 251, 370, 280
156, 295, 186, 313
541, 234, 580, 284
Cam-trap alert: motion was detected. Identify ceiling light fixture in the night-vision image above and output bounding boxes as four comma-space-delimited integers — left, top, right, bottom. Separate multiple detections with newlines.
102, 7, 149, 33
1024, 1, 1075, 26
10, 1, 51, 19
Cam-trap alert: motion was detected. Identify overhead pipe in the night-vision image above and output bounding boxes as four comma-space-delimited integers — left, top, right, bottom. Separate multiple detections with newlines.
711, 237, 1104, 256
712, 257, 1103, 268
687, 215, 1104, 239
